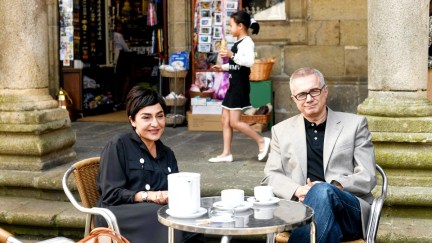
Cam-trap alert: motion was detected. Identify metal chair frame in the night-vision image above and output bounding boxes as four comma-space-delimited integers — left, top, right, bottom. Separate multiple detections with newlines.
364, 164, 388, 243
275, 164, 388, 243
62, 157, 121, 236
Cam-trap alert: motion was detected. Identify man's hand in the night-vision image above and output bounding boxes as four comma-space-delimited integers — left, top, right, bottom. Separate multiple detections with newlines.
295, 178, 313, 202
331, 180, 344, 190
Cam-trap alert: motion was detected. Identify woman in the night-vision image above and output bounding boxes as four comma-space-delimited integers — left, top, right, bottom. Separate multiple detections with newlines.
96, 86, 204, 243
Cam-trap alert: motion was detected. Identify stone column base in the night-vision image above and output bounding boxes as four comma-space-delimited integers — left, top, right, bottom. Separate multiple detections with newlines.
0, 108, 76, 171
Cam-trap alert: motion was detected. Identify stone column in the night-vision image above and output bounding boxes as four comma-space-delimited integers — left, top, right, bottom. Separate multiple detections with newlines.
0, 1, 76, 171
166, 0, 192, 95
358, 0, 432, 240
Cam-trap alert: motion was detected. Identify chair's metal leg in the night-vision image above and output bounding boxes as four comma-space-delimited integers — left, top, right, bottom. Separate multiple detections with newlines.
168, 227, 174, 243
220, 235, 231, 243
267, 232, 276, 243
310, 219, 317, 243
84, 214, 92, 236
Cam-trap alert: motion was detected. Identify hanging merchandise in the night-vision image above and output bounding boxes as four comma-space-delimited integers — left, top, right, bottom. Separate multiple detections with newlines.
59, 0, 74, 66
122, 0, 132, 21
147, 2, 155, 26
151, 29, 156, 53
142, 0, 148, 15
158, 29, 163, 53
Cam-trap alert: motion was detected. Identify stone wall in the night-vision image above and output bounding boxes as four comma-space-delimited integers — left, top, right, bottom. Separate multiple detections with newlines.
167, 0, 369, 123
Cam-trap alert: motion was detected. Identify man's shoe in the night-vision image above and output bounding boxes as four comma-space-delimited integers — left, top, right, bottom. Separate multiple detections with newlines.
258, 137, 271, 161
208, 154, 233, 163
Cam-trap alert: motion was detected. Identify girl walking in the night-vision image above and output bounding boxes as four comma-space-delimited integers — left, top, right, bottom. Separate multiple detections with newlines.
209, 11, 270, 163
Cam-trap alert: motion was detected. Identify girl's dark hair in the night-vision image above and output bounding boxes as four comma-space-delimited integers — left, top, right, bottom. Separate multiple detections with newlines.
230, 11, 260, 35
126, 86, 167, 121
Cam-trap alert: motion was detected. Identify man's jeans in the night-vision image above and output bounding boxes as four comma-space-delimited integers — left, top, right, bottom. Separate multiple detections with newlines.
288, 183, 362, 243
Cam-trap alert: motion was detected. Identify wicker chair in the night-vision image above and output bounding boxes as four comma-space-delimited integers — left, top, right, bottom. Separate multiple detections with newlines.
275, 164, 388, 243
62, 157, 121, 236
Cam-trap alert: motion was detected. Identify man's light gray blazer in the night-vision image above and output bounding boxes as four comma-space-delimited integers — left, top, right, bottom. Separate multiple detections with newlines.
262, 108, 377, 236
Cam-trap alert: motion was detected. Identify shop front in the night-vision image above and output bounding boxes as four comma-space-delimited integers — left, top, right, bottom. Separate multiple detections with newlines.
59, 0, 167, 118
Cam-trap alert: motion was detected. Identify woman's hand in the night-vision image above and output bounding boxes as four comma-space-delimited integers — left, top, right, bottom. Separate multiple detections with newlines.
135, 191, 168, 204
149, 190, 168, 205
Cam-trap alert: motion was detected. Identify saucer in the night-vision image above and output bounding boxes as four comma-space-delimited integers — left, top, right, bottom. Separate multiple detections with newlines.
247, 197, 280, 206
166, 207, 207, 219
212, 201, 253, 212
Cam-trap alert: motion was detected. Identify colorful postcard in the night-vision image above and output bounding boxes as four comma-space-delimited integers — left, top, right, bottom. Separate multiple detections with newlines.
226, 10, 236, 18
199, 34, 212, 43
198, 44, 211, 52
213, 40, 222, 52
213, 27, 223, 39
200, 17, 212, 27
200, 26, 212, 35
200, 0, 211, 10
213, 1, 222, 12
226, 1, 238, 10
200, 9, 211, 18
214, 13, 223, 25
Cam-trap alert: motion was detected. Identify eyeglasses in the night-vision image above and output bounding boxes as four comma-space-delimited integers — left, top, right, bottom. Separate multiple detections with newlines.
292, 85, 326, 101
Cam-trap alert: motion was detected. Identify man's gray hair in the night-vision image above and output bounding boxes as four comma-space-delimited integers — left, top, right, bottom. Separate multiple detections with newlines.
289, 67, 325, 92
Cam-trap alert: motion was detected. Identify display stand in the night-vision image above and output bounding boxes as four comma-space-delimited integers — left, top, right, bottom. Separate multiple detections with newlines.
161, 70, 188, 127
190, 0, 241, 98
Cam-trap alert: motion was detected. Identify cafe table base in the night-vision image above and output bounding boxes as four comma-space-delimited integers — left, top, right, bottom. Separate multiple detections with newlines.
159, 197, 316, 243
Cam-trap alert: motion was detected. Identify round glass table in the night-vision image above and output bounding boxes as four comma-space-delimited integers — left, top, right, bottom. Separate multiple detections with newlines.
158, 196, 316, 243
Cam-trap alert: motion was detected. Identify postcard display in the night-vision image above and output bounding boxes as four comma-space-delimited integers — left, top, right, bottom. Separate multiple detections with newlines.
192, 0, 241, 100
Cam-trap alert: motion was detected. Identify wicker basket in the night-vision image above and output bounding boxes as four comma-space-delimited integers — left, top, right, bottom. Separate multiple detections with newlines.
160, 69, 188, 78
249, 61, 274, 81
240, 113, 271, 124
189, 91, 214, 98
164, 97, 187, 106
166, 114, 185, 125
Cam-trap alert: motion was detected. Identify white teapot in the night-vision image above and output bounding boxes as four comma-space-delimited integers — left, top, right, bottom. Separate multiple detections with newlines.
168, 172, 201, 215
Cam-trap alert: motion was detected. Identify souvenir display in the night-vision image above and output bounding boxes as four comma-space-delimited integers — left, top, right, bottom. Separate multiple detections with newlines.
193, 0, 239, 69
191, 0, 239, 100
59, 0, 74, 66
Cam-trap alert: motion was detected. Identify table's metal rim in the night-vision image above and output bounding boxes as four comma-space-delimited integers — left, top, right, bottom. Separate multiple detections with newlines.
157, 197, 314, 236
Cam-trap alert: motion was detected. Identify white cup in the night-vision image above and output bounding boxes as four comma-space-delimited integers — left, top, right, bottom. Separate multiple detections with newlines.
253, 207, 275, 220
221, 189, 244, 208
254, 186, 274, 202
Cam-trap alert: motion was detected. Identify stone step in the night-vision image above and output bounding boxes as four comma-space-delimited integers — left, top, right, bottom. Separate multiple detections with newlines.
0, 196, 85, 239
0, 164, 71, 202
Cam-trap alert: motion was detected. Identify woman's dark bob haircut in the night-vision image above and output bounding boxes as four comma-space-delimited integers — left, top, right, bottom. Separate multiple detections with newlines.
126, 86, 167, 121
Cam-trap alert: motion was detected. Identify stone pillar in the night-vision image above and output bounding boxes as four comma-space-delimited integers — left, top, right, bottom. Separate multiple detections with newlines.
167, 0, 191, 95
0, 1, 76, 171
358, 0, 432, 241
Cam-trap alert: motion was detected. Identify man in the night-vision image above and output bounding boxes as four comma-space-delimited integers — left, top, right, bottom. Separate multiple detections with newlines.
262, 67, 376, 243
